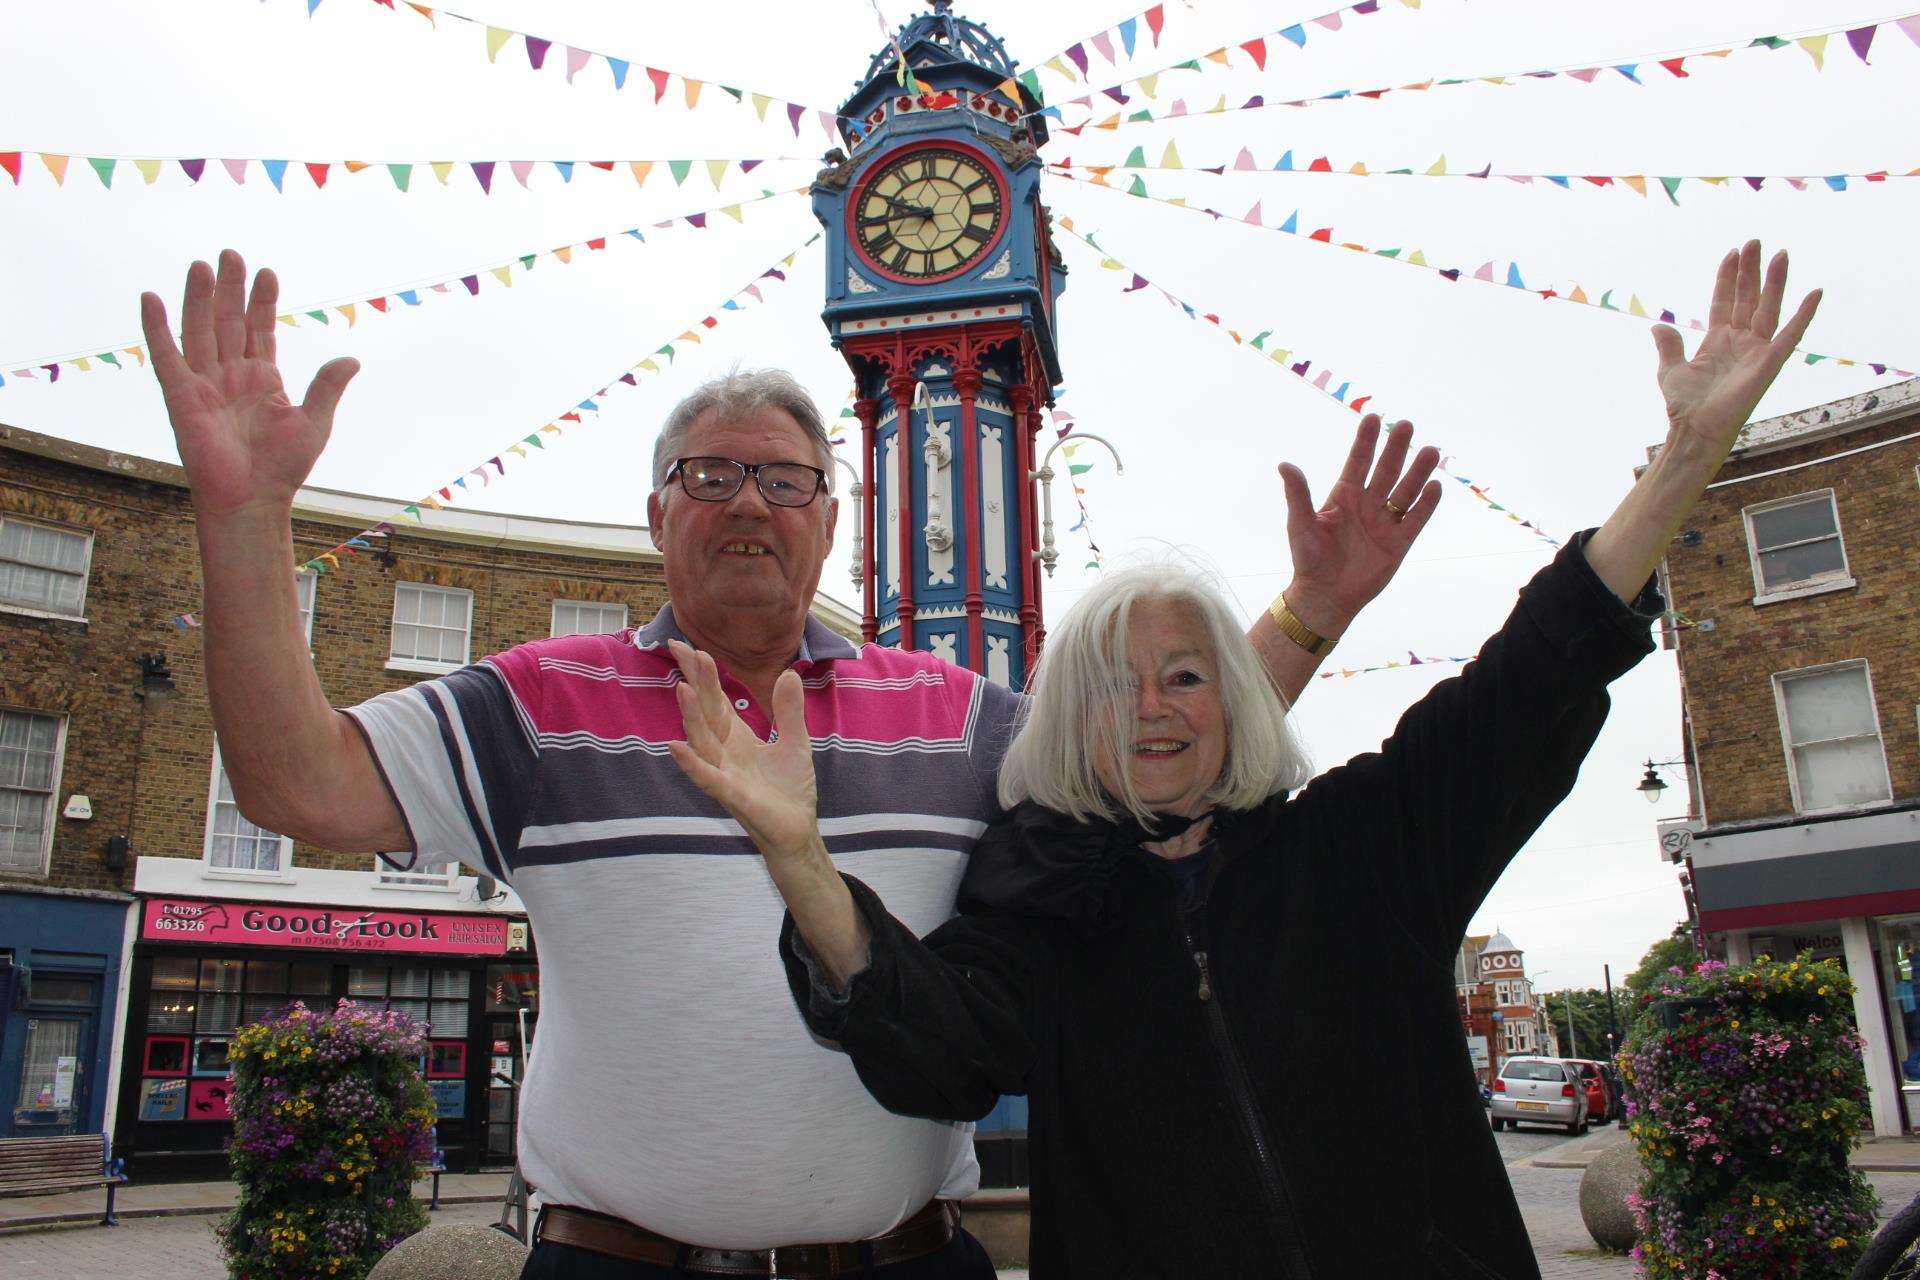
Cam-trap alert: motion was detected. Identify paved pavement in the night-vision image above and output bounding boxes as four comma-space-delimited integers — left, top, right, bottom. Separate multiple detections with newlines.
4, 1128, 1919, 1279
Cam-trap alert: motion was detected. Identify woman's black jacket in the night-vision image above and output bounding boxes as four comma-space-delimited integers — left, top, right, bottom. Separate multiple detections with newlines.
780, 531, 1661, 1279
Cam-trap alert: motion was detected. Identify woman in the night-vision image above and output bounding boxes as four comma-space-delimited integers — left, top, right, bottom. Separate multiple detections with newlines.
666, 242, 1819, 1277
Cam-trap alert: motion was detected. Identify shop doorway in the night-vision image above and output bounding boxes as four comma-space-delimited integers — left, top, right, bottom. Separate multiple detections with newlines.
485, 963, 539, 1164
10, 974, 99, 1137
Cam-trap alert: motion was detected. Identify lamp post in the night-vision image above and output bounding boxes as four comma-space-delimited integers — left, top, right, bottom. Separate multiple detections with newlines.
831, 455, 864, 593
1636, 756, 1688, 805
1031, 433, 1124, 578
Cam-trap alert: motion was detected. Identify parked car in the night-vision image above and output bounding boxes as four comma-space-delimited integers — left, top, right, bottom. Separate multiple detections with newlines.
1562, 1059, 1614, 1123
1597, 1061, 1626, 1125
1489, 1056, 1587, 1135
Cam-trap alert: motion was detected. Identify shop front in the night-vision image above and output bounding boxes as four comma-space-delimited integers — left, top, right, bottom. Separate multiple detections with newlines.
1690, 803, 1920, 1137
0, 887, 133, 1140
114, 894, 531, 1178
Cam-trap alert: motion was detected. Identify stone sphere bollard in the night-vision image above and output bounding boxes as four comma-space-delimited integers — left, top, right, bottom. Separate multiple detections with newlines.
1578, 1142, 1642, 1254
370, 1222, 530, 1280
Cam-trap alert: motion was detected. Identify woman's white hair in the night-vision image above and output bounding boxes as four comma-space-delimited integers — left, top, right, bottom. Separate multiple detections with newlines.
997, 561, 1314, 826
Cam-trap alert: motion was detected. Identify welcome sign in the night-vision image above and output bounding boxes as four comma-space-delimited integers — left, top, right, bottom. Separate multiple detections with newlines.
141, 898, 510, 956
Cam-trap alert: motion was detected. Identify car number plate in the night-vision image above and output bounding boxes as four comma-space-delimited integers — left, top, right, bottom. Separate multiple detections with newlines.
1516, 1102, 1548, 1112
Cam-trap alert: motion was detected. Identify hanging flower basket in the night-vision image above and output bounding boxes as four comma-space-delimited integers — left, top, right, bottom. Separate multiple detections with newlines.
1618, 954, 1878, 1278
217, 999, 437, 1279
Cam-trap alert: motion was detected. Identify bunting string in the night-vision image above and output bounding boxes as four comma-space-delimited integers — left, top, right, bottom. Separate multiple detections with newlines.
1051, 154, 1920, 205
2, 187, 807, 385
1018, 2, 1169, 100
1053, 397, 1106, 570
1033, 0, 1429, 121
166, 233, 822, 627
1051, 9, 1920, 133
1051, 215, 1563, 548
1053, 169, 1916, 376
1317, 651, 1474, 679
329, 0, 844, 139
0, 150, 814, 193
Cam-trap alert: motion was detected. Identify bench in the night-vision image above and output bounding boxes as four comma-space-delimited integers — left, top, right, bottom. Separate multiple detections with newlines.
0, 1133, 128, 1226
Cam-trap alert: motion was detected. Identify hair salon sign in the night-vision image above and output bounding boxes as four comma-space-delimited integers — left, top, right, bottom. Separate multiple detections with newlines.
141, 898, 509, 956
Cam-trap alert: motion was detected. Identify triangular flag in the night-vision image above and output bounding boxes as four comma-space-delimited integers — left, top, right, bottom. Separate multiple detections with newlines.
1279, 24, 1306, 47
647, 67, 671, 102
470, 160, 495, 193
684, 78, 704, 108
565, 46, 591, 82
606, 57, 630, 89
706, 158, 728, 188
1797, 34, 1828, 69
629, 161, 653, 185
134, 158, 163, 184
510, 159, 535, 188
1160, 140, 1181, 168
387, 163, 412, 191
525, 36, 551, 69
1658, 176, 1682, 204
1424, 155, 1446, 176
41, 153, 68, 185
485, 27, 512, 61
88, 156, 116, 188
490, 266, 513, 287
262, 159, 288, 192
1119, 16, 1138, 56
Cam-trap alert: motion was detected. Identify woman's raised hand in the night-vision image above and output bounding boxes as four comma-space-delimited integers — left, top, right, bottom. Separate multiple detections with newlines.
139, 249, 360, 520
1651, 240, 1821, 458
665, 639, 822, 862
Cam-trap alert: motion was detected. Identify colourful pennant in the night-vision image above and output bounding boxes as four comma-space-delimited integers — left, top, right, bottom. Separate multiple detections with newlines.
1050, 8, 1919, 132
1051, 157, 1919, 206
1051, 170, 1915, 377
1025, 4, 1169, 88
2, 188, 807, 384
1051, 215, 1563, 548
334, 0, 842, 138
0, 152, 812, 192
260, 235, 823, 595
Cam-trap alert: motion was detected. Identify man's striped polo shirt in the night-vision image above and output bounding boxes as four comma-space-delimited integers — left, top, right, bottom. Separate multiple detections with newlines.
343, 603, 1025, 1249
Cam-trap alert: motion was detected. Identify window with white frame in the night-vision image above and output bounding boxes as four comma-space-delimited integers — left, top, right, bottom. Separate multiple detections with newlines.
374, 850, 460, 891
390, 583, 472, 671
1494, 981, 1510, 1006
1775, 662, 1893, 812
294, 570, 316, 642
551, 600, 628, 638
1501, 1023, 1519, 1054
204, 746, 291, 875
1744, 490, 1850, 598
0, 516, 92, 618
0, 710, 64, 874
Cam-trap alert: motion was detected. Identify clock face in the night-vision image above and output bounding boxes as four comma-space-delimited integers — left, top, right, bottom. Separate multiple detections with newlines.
853, 147, 1005, 281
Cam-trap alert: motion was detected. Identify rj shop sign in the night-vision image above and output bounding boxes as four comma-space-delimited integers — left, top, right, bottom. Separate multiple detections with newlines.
141, 898, 509, 956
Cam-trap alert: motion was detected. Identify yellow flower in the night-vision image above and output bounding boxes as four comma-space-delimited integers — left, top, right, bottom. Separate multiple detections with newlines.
1833, 1238, 1849, 1249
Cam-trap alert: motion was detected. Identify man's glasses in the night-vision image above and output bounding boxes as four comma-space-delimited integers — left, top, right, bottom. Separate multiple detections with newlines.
667, 456, 828, 508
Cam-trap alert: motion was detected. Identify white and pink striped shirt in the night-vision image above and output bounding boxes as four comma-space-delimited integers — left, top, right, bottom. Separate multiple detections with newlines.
344, 603, 1024, 1248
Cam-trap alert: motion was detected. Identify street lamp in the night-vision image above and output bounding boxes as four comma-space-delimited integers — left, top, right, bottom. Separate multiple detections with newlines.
1030, 433, 1125, 578
1637, 757, 1687, 804
830, 455, 864, 591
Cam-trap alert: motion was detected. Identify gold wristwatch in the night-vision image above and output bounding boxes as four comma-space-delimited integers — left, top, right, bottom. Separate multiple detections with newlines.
1269, 595, 1338, 656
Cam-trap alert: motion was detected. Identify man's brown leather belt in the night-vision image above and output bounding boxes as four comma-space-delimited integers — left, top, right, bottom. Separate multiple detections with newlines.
534, 1199, 960, 1277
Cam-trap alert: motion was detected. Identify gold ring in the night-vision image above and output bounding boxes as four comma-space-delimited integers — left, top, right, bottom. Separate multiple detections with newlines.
1383, 498, 1407, 521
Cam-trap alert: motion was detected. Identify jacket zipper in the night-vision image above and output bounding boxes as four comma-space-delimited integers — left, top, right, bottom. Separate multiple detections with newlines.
1179, 898, 1316, 1277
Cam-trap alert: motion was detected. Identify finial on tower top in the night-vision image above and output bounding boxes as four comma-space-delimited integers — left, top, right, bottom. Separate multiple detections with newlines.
927, 0, 953, 14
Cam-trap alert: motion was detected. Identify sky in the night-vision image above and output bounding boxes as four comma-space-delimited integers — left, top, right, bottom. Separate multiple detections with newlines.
2, 0, 1913, 988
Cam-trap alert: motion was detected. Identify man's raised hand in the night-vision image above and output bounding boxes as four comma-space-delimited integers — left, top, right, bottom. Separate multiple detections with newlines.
140, 250, 360, 519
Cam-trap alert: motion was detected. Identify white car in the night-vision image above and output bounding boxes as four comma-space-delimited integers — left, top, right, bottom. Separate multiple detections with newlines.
1488, 1056, 1587, 1135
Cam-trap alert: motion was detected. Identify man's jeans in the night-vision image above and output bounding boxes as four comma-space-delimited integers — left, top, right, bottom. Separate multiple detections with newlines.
516, 1223, 999, 1279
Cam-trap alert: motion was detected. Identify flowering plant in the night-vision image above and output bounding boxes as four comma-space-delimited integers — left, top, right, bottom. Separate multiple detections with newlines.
218, 999, 437, 1279
1618, 953, 1877, 1278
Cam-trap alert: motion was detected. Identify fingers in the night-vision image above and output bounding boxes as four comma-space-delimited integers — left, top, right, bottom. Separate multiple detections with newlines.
245, 267, 280, 364
770, 670, 811, 756
1705, 248, 1738, 331
300, 358, 360, 430
1650, 324, 1687, 378
1365, 419, 1414, 500
1397, 478, 1444, 539
1751, 250, 1788, 339
1384, 444, 1440, 517
213, 250, 248, 364
1769, 289, 1823, 363
1277, 462, 1314, 541
1334, 413, 1380, 491
1730, 239, 1761, 330
665, 740, 731, 804
180, 259, 217, 373
139, 291, 191, 390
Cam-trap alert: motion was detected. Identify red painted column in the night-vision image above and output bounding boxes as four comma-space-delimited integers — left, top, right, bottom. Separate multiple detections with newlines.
885, 371, 918, 649
854, 396, 880, 644
954, 364, 986, 673
1009, 383, 1038, 676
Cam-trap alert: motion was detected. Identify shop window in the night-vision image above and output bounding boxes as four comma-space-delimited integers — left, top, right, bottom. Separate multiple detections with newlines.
346, 964, 472, 1035
1744, 490, 1851, 601
141, 955, 301, 1115
428, 1041, 467, 1079
15, 1016, 80, 1110
486, 964, 539, 1013
1879, 918, 1920, 1092
389, 583, 473, 674
375, 851, 460, 892
0, 708, 65, 875
0, 514, 92, 618
143, 1036, 190, 1076
552, 600, 629, 638
1774, 662, 1893, 813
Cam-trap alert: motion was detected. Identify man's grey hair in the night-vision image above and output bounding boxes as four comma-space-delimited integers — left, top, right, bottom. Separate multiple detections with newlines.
651, 368, 837, 494
997, 562, 1314, 826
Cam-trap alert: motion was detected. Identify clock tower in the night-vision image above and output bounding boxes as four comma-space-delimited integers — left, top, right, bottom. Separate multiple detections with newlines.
813, 1, 1067, 688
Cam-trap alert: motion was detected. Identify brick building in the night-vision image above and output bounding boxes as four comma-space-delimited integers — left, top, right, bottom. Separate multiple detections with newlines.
1455, 931, 1557, 1087
1650, 377, 1920, 1135
0, 422, 858, 1172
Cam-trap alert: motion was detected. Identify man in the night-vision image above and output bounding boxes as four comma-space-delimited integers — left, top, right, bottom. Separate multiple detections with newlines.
140, 250, 1438, 1277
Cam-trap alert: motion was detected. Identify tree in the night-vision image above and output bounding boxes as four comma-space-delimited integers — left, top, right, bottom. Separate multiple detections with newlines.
1541, 989, 1616, 1060
1623, 922, 1701, 1039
